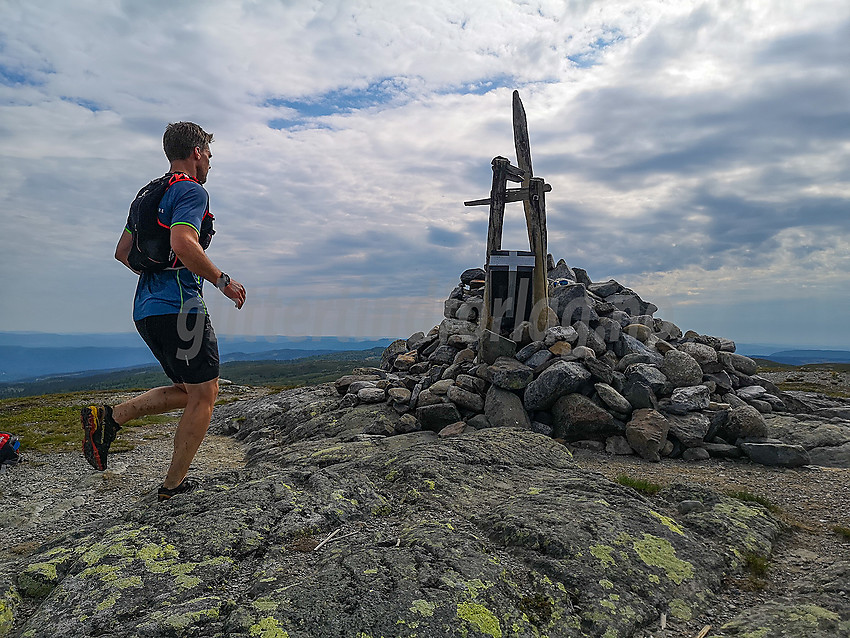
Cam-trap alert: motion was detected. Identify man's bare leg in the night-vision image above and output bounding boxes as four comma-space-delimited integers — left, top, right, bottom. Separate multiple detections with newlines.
111, 384, 189, 425
162, 378, 219, 489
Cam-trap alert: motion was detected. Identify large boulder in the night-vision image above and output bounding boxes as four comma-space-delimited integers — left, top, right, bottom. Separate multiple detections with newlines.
738, 442, 811, 467
626, 408, 670, 462
484, 386, 531, 429
486, 356, 534, 390
524, 360, 592, 411
660, 349, 703, 388
721, 405, 769, 440
665, 412, 711, 447
551, 393, 619, 441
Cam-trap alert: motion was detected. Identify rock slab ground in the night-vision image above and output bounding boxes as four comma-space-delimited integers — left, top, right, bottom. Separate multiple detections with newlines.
2, 382, 848, 637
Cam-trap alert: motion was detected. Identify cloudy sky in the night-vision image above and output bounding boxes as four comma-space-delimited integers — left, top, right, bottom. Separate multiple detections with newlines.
1, 0, 848, 348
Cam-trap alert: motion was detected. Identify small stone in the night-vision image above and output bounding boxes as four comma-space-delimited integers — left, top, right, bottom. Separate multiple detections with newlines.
447, 385, 485, 412
544, 325, 578, 347
429, 379, 454, 395
338, 394, 359, 409
677, 500, 704, 514
393, 353, 417, 371
605, 435, 634, 455
624, 323, 652, 343
571, 345, 596, 360
396, 414, 420, 433
388, 387, 412, 404
670, 385, 711, 411
438, 421, 469, 437
466, 414, 490, 429
682, 447, 710, 461
358, 387, 386, 403
526, 349, 554, 368
417, 403, 462, 433
595, 383, 632, 414
548, 341, 572, 357
516, 341, 546, 362
488, 357, 534, 390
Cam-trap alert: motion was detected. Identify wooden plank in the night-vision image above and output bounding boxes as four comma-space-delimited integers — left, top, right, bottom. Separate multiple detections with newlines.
464, 184, 552, 207
513, 90, 533, 178
527, 177, 549, 333
483, 156, 510, 332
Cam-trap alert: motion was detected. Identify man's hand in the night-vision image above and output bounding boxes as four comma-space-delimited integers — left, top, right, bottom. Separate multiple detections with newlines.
221, 278, 246, 309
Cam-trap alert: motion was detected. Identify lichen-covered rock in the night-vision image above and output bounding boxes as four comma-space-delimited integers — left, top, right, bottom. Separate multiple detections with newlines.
16, 385, 788, 638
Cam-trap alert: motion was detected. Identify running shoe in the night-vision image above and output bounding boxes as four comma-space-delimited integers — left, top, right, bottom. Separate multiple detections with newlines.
158, 478, 196, 502
81, 405, 121, 471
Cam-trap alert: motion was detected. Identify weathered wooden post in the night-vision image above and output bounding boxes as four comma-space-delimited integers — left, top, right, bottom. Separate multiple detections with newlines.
465, 90, 551, 338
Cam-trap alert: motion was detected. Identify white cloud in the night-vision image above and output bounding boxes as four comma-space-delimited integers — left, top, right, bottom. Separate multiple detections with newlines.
0, 0, 848, 347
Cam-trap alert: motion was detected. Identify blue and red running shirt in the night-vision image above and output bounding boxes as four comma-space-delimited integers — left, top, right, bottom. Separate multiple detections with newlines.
125, 177, 211, 320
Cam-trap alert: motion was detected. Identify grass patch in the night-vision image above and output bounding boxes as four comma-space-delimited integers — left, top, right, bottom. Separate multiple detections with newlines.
775, 381, 850, 398
724, 490, 782, 514
616, 474, 663, 495
743, 552, 769, 577
832, 524, 850, 540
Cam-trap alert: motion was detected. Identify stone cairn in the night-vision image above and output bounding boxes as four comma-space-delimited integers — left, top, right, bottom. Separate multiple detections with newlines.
335, 257, 810, 467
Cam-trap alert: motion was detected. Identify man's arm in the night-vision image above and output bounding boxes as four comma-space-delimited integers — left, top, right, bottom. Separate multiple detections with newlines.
171, 225, 246, 309
115, 230, 141, 274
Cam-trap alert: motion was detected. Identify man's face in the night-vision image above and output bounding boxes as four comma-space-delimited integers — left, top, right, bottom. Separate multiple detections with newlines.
196, 146, 212, 184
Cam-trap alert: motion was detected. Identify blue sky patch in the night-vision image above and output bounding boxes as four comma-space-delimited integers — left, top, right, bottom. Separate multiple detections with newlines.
61, 96, 105, 112
568, 30, 625, 68
0, 63, 41, 87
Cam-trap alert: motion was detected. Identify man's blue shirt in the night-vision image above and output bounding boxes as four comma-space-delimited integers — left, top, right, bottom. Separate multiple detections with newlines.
130, 178, 210, 320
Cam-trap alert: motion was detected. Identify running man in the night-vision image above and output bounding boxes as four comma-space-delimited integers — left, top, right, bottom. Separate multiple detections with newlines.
82, 121, 246, 501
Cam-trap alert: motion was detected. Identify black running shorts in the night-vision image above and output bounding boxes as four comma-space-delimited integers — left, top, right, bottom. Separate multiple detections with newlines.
134, 313, 220, 385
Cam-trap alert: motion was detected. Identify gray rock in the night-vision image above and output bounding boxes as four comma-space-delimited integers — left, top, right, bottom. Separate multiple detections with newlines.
438, 318, 478, 345
571, 439, 606, 451
466, 414, 490, 429
704, 442, 743, 458
739, 442, 810, 467
335, 374, 382, 395
446, 385, 484, 413
357, 387, 386, 403
515, 340, 545, 362
487, 356, 534, 390
416, 389, 445, 407
595, 383, 633, 415
677, 500, 705, 514
549, 284, 598, 324
808, 442, 850, 467
548, 258, 575, 280
396, 413, 420, 434
524, 361, 592, 411
737, 385, 766, 400
478, 329, 517, 364
722, 405, 769, 440
429, 345, 459, 365
666, 412, 711, 447
682, 447, 710, 461
605, 435, 634, 455
529, 421, 554, 436
588, 279, 623, 298
573, 321, 608, 356
348, 380, 377, 395
444, 298, 463, 318
381, 339, 409, 369
552, 393, 619, 441
484, 386, 532, 430
729, 352, 758, 376
625, 363, 668, 396
429, 379, 454, 395
543, 325, 579, 347
447, 333, 477, 349
626, 408, 670, 462
387, 387, 412, 404
338, 393, 359, 409
622, 378, 658, 410
455, 374, 486, 395
670, 385, 710, 411
623, 323, 652, 343
595, 316, 623, 343
614, 333, 663, 363
661, 349, 704, 388
417, 403, 463, 432
456, 299, 483, 323
705, 370, 733, 393
677, 342, 718, 365
604, 291, 658, 316
525, 349, 554, 368
571, 345, 597, 360
584, 357, 615, 385
653, 319, 682, 341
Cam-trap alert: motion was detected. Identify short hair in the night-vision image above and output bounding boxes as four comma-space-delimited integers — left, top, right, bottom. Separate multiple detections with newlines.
163, 122, 214, 161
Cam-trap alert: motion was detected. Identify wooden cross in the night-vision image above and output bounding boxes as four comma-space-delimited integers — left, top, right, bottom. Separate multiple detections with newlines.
465, 90, 551, 335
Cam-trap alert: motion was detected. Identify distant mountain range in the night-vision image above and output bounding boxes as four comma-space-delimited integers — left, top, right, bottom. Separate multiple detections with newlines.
0, 332, 394, 382
2, 332, 849, 384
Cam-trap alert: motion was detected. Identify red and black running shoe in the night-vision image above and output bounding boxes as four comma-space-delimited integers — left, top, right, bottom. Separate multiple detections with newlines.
81, 405, 121, 471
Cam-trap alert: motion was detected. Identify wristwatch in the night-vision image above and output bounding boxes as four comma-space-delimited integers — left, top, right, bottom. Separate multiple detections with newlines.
215, 272, 231, 290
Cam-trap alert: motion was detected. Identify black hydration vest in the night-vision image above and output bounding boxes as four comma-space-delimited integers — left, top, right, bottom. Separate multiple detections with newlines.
127, 172, 215, 272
